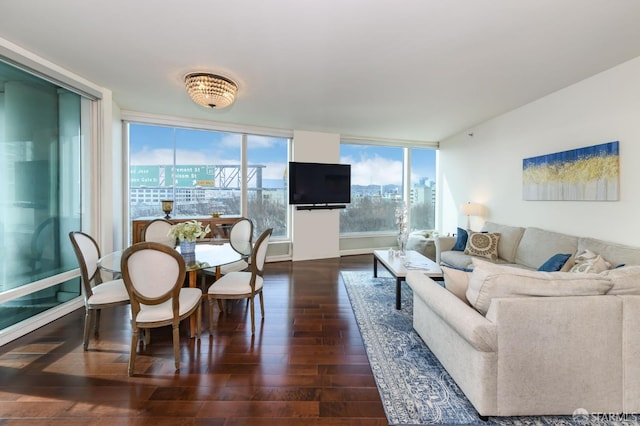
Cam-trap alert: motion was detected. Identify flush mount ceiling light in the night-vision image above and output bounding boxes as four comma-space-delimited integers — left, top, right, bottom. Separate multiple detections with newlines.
184, 73, 238, 109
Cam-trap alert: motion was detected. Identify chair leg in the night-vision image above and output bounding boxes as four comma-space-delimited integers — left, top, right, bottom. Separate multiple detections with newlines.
259, 291, 265, 319
249, 297, 255, 335
128, 326, 139, 376
217, 299, 224, 313
94, 309, 101, 335
172, 323, 180, 370
209, 298, 215, 334
196, 305, 202, 339
83, 309, 92, 351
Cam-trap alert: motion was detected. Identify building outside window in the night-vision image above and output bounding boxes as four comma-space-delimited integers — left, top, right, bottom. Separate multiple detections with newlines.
339, 142, 436, 234
128, 123, 289, 239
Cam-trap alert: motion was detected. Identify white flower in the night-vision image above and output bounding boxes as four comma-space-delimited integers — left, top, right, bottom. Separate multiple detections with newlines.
167, 220, 211, 242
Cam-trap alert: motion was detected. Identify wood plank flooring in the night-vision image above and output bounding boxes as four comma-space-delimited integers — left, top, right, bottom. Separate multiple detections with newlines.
0, 255, 391, 425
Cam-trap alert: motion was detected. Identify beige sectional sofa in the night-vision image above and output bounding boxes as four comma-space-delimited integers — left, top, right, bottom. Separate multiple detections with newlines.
407, 222, 640, 417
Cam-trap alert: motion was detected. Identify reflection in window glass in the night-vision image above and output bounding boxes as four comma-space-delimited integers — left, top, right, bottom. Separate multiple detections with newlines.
247, 136, 289, 238
339, 144, 404, 233
0, 279, 81, 330
0, 60, 83, 332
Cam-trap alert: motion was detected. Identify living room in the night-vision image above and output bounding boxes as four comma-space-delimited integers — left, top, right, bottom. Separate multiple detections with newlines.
2, 1, 640, 424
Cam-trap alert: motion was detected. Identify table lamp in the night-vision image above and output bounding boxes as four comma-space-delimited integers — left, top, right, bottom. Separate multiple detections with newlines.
460, 202, 483, 230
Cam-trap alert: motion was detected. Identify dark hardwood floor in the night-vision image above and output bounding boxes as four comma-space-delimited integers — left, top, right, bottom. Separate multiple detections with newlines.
0, 254, 390, 425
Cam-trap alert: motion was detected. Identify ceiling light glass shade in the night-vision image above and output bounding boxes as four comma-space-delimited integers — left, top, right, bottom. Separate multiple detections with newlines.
184, 73, 238, 109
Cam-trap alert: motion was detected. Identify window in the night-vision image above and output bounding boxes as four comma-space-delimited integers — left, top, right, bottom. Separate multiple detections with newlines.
128, 123, 289, 239
409, 148, 437, 231
246, 135, 288, 238
340, 142, 436, 234
0, 59, 86, 332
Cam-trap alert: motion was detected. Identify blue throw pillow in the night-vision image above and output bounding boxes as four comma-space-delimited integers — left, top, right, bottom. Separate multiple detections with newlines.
452, 227, 468, 252
537, 253, 572, 272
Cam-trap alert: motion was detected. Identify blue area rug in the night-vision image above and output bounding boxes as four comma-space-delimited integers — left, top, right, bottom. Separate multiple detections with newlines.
341, 271, 598, 426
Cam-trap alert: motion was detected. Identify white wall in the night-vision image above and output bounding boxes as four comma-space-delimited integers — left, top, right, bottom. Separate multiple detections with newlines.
291, 130, 341, 260
439, 56, 640, 246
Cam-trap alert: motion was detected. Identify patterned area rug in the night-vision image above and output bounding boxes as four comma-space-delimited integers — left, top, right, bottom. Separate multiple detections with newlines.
341, 271, 593, 426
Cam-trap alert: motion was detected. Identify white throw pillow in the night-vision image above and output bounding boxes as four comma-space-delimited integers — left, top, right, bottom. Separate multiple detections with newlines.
466, 258, 613, 315
441, 266, 471, 305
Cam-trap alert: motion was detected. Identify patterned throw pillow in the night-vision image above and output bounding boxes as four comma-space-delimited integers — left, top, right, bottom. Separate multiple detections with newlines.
464, 231, 500, 260
569, 250, 611, 273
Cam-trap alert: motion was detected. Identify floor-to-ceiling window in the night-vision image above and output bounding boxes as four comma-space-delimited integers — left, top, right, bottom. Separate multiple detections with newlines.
0, 59, 88, 336
128, 123, 290, 240
339, 142, 437, 235
246, 135, 288, 238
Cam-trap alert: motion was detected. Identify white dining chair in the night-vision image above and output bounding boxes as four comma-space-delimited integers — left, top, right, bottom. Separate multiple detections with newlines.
120, 241, 202, 376
141, 218, 176, 247
200, 217, 253, 289
207, 228, 272, 335
69, 231, 130, 351
220, 218, 254, 274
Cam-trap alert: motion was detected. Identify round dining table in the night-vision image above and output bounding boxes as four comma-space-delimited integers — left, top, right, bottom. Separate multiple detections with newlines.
98, 242, 243, 336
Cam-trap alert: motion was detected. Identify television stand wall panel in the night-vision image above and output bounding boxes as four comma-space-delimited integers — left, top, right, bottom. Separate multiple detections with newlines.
295, 205, 346, 211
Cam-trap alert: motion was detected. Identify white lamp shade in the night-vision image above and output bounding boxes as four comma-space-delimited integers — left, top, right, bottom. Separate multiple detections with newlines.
460, 202, 483, 217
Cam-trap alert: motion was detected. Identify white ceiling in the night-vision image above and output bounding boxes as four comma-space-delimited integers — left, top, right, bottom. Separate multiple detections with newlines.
2, 0, 640, 142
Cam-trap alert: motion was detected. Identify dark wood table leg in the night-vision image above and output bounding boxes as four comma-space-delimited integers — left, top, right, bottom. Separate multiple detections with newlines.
396, 277, 402, 310
373, 254, 378, 277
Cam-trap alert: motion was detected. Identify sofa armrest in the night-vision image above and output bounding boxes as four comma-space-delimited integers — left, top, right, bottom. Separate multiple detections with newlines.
407, 271, 496, 352
435, 236, 456, 263
485, 296, 623, 415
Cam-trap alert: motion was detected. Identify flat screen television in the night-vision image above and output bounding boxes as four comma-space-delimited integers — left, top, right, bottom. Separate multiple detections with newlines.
289, 161, 351, 205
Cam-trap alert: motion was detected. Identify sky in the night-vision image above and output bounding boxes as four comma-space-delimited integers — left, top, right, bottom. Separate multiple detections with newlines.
129, 124, 437, 187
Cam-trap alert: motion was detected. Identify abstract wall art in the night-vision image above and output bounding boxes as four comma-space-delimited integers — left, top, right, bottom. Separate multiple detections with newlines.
523, 141, 619, 201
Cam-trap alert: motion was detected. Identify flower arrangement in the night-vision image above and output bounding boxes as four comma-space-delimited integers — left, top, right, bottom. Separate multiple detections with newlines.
167, 220, 211, 242
395, 203, 408, 236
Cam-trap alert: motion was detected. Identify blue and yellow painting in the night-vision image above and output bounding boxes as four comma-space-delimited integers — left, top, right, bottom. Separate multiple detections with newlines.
523, 141, 619, 201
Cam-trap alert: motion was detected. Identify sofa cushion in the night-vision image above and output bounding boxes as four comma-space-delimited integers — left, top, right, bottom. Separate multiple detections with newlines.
466, 258, 613, 315
452, 227, 468, 251
481, 222, 525, 263
465, 232, 500, 261
441, 266, 472, 305
515, 227, 579, 270
602, 265, 640, 295
537, 253, 572, 272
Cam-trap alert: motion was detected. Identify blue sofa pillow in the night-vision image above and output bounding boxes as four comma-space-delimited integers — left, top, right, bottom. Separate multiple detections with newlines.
537, 253, 572, 272
452, 227, 468, 252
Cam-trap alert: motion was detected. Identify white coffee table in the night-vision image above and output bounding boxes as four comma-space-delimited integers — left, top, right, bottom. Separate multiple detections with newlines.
373, 249, 443, 309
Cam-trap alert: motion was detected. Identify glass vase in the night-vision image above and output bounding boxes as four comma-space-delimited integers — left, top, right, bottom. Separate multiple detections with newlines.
397, 232, 408, 255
